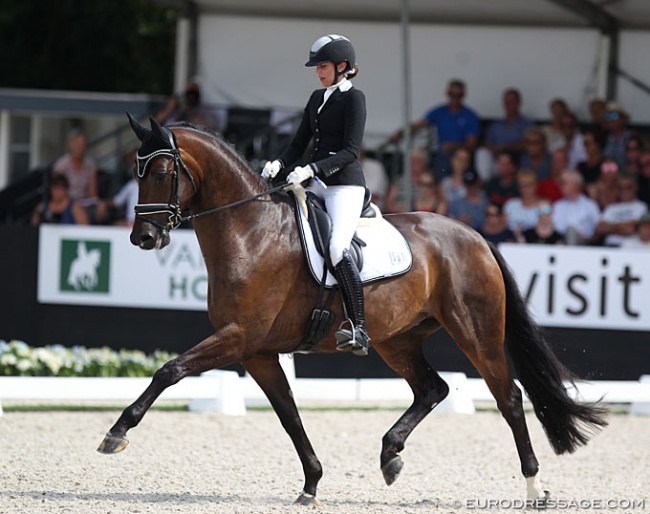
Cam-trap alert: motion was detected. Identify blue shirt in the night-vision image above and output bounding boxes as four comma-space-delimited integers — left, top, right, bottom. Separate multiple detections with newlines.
424, 104, 480, 151
519, 153, 552, 181
485, 117, 533, 148
448, 193, 489, 231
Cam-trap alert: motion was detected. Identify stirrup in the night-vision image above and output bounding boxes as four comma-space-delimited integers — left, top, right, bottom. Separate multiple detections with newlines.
335, 320, 369, 357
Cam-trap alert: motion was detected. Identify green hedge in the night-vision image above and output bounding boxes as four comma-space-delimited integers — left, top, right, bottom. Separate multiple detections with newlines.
0, 340, 177, 377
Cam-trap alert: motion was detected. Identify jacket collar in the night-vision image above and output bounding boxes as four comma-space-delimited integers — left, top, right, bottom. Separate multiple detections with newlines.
318, 79, 352, 114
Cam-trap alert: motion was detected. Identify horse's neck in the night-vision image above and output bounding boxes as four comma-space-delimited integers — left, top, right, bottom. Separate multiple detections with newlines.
191, 170, 290, 269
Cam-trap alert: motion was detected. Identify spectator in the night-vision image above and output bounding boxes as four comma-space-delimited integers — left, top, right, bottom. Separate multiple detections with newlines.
538, 148, 568, 203
594, 173, 648, 247
479, 201, 516, 244
587, 98, 608, 134
577, 129, 607, 186
602, 101, 632, 167
550, 112, 586, 171
481, 88, 533, 169
552, 170, 601, 245
390, 78, 480, 179
360, 147, 389, 210
503, 169, 550, 236
440, 146, 472, 205
541, 98, 570, 149
484, 150, 519, 207
620, 212, 650, 249
523, 204, 564, 245
96, 178, 138, 227
623, 135, 645, 175
31, 173, 89, 226
156, 82, 225, 132
52, 128, 98, 209
447, 168, 488, 231
589, 158, 620, 211
412, 171, 447, 214
384, 148, 435, 213
638, 149, 650, 207
520, 126, 552, 180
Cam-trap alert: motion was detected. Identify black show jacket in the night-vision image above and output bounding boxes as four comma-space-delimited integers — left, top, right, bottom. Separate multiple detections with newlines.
278, 86, 367, 187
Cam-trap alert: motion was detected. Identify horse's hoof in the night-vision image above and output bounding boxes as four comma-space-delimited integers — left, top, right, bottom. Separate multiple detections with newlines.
294, 491, 319, 507
97, 433, 129, 454
532, 490, 551, 510
381, 456, 404, 486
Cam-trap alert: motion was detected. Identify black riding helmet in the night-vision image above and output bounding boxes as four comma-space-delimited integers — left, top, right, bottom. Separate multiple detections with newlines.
305, 34, 356, 73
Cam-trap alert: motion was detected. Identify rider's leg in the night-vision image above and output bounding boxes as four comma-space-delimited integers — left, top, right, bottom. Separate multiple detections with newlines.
322, 185, 369, 356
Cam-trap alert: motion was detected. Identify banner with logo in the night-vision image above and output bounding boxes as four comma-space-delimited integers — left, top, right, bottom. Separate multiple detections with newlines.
38, 225, 207, 311
38, 227, 650, 330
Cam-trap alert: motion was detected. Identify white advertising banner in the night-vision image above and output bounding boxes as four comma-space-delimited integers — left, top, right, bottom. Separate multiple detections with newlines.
38, 226, 650, 331
38, 225, 207, 311
499, 243, 650, 331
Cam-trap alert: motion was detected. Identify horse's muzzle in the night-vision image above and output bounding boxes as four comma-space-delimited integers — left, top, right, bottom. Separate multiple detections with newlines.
130, 224, 170, 250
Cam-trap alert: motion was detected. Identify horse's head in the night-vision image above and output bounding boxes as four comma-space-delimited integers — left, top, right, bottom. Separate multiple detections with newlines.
127, 114, 199, 250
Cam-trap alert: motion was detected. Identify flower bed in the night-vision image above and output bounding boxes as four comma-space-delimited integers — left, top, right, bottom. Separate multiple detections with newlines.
0, 340, 177, 378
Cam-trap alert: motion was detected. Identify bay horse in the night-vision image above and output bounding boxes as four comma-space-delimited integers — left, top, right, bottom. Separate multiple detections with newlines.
98, 116, 606, 506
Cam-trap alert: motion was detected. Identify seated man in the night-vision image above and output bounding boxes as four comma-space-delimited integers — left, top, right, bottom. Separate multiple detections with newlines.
552, 170, 601, 245
594, 173, 647, 247
480, 88, 533, 175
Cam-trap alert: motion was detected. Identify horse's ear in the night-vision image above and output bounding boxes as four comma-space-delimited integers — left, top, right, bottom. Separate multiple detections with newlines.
149, 116, 175, 148
126, 112, 148, 141
149, 116, 166, 137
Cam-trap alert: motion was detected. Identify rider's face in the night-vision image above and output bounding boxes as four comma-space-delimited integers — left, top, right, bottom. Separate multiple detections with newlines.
316, 62, 346, 87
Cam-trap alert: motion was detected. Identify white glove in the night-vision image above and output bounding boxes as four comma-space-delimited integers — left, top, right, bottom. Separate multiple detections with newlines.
261, 160, 282, 179
286, 165, 314, 186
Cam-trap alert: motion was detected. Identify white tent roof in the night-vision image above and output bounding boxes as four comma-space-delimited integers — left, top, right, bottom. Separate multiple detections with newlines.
188, 0, 650, 30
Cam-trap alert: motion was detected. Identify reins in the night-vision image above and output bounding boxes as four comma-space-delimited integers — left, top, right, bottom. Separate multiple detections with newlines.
180, 182, 288, 223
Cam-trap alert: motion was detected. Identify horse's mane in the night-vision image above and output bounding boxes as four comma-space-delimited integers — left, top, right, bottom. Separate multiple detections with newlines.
169, 121, 264, 187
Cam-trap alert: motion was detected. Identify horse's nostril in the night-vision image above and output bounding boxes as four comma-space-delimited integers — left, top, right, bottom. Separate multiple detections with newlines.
130, 230, 154, 249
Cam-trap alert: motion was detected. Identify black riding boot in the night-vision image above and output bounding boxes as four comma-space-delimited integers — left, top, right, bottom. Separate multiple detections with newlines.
334, 250, 370, 357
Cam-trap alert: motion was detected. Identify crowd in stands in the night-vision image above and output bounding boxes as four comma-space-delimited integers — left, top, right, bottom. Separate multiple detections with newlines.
32, 79, 650, 249
367, 79, 650, 249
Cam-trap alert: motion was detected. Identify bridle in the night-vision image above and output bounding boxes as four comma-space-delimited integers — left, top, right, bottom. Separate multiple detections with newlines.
133, 127, 285, 231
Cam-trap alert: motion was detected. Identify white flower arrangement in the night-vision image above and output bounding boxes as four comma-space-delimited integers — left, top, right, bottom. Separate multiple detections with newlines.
0, 340, 177, 377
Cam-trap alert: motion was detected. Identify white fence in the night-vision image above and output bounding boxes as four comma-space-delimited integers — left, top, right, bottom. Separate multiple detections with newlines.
1, 357, 649, 417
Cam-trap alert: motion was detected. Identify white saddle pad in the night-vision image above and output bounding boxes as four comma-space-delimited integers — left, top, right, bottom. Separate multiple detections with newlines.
295, 197, 412, 287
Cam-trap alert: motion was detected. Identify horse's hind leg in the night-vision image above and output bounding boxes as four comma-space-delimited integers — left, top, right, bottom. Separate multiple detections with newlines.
243, 355, 322, 506
447, 326, 547, 501
373, 334, 450, 486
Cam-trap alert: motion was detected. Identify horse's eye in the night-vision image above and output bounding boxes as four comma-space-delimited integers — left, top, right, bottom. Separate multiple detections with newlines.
154, 171, 167, 183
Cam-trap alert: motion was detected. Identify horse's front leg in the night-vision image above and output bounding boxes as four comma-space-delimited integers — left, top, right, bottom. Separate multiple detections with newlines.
97, 329, 241, 454
243, 354, 323, 507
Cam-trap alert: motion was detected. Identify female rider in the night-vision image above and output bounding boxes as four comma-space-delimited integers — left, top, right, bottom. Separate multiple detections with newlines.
261, 34, 369, 357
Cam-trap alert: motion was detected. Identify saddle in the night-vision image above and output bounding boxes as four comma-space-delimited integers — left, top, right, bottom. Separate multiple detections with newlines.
305, 188, 376, 274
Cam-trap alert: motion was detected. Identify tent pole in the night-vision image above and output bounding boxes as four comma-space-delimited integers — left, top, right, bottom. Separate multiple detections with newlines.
400, 0, 413, 212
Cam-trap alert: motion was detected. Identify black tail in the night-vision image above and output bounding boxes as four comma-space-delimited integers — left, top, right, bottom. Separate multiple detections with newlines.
489, 244, 608, 454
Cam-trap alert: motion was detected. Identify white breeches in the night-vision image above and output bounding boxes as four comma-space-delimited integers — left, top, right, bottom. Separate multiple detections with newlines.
305, 183, 365, 266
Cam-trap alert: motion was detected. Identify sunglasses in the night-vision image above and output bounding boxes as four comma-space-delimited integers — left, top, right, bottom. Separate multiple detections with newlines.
604, 112, 621, 121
